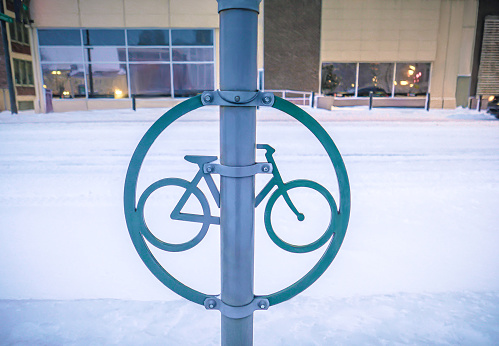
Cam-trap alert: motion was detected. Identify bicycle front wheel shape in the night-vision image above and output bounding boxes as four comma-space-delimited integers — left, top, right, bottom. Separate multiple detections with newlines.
264, 179, 339, 253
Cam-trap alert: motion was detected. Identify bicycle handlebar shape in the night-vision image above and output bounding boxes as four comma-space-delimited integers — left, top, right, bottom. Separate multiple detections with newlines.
124, 94, 350, 307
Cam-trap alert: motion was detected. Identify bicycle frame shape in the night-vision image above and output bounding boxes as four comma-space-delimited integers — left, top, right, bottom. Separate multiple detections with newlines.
136, 144, 338, 254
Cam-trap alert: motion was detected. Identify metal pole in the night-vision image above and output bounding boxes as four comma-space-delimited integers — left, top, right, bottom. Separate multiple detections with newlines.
217, 1, 260, 345
0, 1, 17, 114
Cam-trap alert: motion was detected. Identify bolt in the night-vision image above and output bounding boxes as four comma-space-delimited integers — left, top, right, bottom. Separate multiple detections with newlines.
206, 165, 213, 173
262, 165, 270, 173
207, 299, 216, 309
262, 95, 272, 104
234, 95, 240, 102
259, 301, 267, 309
204, 94, 213, 103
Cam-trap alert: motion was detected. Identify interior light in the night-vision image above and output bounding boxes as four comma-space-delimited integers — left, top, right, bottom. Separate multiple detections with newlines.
408, 70, 414, 76
409, 84, 414, 87
57, 71, 61, 75
62, 91, 70, 96
51, 71, 57, 75
400, 81, 408, 86
409, 65, 416, 70
43, 84, 47, 88
114, 89, 123, 98
489, 95, 495, 102
394, 81, 397, 85
351, 83, 355, 87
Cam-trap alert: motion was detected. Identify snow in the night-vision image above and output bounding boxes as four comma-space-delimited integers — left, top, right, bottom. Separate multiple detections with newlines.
0, 105, 498, 344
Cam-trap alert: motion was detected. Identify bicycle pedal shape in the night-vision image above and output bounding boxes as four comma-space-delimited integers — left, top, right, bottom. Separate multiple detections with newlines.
124, 93, 350, 307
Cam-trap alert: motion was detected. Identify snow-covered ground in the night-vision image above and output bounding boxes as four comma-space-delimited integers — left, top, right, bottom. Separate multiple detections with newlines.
0, 105, 498, 345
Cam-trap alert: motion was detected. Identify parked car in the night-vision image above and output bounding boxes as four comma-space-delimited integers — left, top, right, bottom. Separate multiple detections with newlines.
356, 86, 389, 97
487, 96, 499, 119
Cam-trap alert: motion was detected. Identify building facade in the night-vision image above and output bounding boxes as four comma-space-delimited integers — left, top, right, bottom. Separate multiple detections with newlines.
0, 0, 36, 112
3, 0, 496, 112
265, 0, 497, 110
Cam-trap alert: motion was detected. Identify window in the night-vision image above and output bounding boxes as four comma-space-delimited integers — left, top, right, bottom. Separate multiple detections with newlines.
84, 47, 127, 62
9, 22, 29, 45
127, 29, 169, 46
129, 64, 171, 95
394, 63, 430, 96
358, 63, 393, 97
26, 61, 33, 85
171, 29, 213, 46
18, 101, 34, 110
39, 29, 85, 98
172, 47, 213, 62
171, 30, 214, 97
86, 63, 128, 98
82, 29, 125, 46
173, 64, 214, 97
321, 63, 356, 96
13, 59, 34, 86
40, 47, 83, 62
38, 28, 215, 99
38, 29, 81, 46
41, 64, 85, 98
322, 62, 431, 97
128, 48, 170, 62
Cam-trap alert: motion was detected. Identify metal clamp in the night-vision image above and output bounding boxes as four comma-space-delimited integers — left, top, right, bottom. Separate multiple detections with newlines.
204, 297, 269, 319
217, 0, 261, 13
201, 90, 275, 107
203, 162, 272, 177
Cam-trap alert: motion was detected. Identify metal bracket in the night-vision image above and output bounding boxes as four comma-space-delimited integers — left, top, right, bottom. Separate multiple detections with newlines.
203, 162, 272, 177
201, 90, 275, 107
204, 297, 269, 319
217, 0, 261, 13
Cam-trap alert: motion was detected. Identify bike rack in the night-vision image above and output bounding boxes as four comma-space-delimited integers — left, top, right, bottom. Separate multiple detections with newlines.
124, 1, 351, 344
124, 94, 350, 306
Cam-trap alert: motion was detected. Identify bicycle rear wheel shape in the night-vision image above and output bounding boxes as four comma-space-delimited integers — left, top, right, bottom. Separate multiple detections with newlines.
136, 178, 211, 252
264, 179, 338, 253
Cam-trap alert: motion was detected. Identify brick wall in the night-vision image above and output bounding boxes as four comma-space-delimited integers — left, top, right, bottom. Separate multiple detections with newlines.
264, 0, 321, 92
0, 26, 8, 89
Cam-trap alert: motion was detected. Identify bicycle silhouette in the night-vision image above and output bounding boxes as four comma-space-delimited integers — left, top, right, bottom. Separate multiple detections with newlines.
137, 144, 338, 254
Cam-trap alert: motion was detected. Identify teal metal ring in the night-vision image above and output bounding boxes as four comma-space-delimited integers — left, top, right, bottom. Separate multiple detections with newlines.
124, 95, 350, 307
264, 179, 339, 254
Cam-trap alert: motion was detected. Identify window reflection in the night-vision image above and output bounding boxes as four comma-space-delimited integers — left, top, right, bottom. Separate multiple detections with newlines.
42, 64, 85, 98
40, 47, 83, 62
171, 29, 213, 46
173, 64, 214, 97
83, 29, 125, 46
38, 29, 81, 46
83, 47, 127, 62
321, 63, 356, 96
394, 63, 430, 96
38, 29, 216, 99
172, 48, 213, 62
358, 63, 393, 97
128, 48, 170, 62
86, 64, 128, 98
127, 29, 169, 46
129, 64, 171, 96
